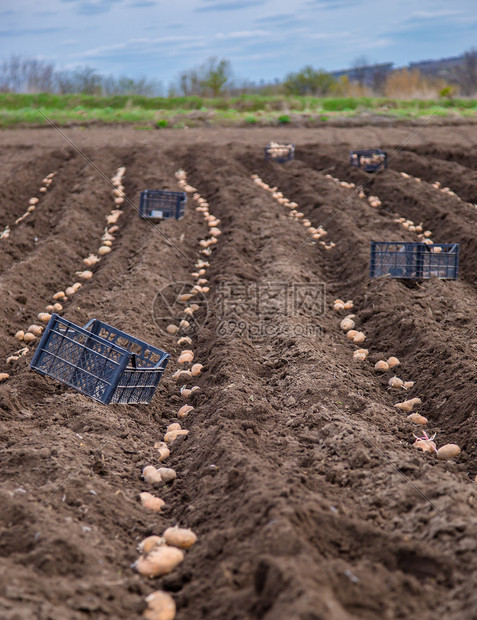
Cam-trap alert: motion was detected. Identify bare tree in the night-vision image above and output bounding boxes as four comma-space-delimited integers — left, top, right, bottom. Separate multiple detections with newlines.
351, 55, 369, 86
454, 48, 477, 95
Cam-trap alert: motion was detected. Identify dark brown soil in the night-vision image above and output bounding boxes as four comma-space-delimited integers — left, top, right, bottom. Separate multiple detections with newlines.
0, 125, 476, 620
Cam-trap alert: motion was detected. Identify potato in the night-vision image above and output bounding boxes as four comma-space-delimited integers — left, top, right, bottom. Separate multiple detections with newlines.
28, 325, 43, 336
140, 492, 165, 513
387, 357, 400, 368
53, 291, 66, 300
0, 373, 9, 382
38, 312, 52, 322
346, 329, 358, 340
156, 467, 176, 483
163, 526, 197, 549
191, 363, 203, 377
143, 466, 163, 485
178, 351, 194, 364
166, 324, 179, 335
436, 444, 461, 460
23, 333, 37, 343
395, 398, 421, 413
143, 590, 176, 620
388, 376, 403, 389
375, 360, 389, 372
353, 332, 366, 344
407, 413, 428, 425
154, 441, 170, 462
98, 245, 111, 256
135, 545, 184, 578
177, 336, 192, 346
340, 318, 355, 331
139, 536, 163, 555
178, 404, 194, 418
15, 330, 25, 341
164, 429, 189, 444
167, 423, 182, 433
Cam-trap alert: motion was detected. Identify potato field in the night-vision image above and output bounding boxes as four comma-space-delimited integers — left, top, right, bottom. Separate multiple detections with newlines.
0, 125, 476, 619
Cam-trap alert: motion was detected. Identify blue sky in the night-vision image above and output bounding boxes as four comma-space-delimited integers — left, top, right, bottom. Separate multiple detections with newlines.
0, 0, 476, 87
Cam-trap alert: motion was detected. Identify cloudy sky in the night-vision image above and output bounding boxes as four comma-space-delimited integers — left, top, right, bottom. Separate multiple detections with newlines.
0, 0, 476, 87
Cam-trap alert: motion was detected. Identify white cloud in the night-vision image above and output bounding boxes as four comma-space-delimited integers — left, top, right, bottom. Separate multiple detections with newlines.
411, 9, 462, 19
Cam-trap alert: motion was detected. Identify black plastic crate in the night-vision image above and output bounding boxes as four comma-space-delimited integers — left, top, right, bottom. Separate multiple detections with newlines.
264, 143, 295, 163
139, 190, 186, 220
30, 314, 170, 404
350, 149, 387, 172
370, 242, 459, 280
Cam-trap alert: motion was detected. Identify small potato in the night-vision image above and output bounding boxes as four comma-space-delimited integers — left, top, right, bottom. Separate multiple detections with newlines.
178, 351, 194, 364
375, 360, 389, 372
143, 591, 176, 620
353, 332, 366, 344
45, 305, 54, 312
166, 324, 179, 335
172, 369, 192, 382
436, 444, 461, 461
387, 357, 400, 368
139, 536, 163, 555
135, 545, 184, 578
28, 325, 43, 336
23, 333, 37, 343
346, 329, 358, 340
156, 467, 176, 483
15, 330, 25, 341
163, 526, 197, 549
154, 441, 170, 462
143, 466, 163, 485
38, 312, 52, 322
167, 423, 182, 433
98, 245, 111, 256
388, 376, 403, 389
29, 197, 39, 205
53, 292, 66, 300
177, 404, 194, 418
52, 303, 63, 313
77, 270, 93, 280
140, 492, 165, 513
340, 318, 355, 331
177, 336, 192, 346
164, 429, 189, 444
0, 372, 9, 382
407, 413, 428, 425
65, 286, 76, 296
191, 363, 203, 377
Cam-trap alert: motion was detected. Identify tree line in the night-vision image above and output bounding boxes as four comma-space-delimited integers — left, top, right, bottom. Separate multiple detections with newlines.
1, 50, 476, 97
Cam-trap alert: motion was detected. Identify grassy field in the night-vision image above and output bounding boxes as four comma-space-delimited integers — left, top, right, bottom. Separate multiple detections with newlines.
1, 93, 476, 127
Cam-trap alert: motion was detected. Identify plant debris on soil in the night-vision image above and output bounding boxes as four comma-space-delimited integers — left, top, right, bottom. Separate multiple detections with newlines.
0, 125, 476, 620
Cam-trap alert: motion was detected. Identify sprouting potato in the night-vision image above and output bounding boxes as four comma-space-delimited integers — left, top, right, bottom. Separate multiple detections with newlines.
139, 536, 163, 555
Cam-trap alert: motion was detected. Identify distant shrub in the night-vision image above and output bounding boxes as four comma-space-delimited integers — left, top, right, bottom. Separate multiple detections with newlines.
278, 114, 290, 124
156, 119, 168, 128
245, 115, 257, 124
